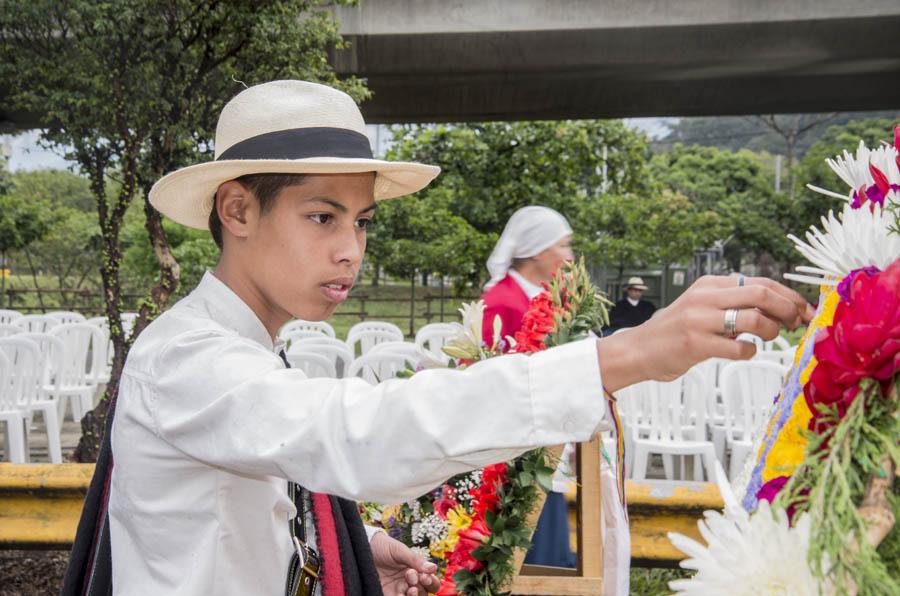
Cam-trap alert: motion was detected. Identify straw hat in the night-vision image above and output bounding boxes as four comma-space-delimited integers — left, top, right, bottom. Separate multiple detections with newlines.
149, 80, 441, 230
625, 276, 648, 290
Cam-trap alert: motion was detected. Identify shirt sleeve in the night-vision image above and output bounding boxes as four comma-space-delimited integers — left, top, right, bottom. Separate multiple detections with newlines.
145, 331, 606, 503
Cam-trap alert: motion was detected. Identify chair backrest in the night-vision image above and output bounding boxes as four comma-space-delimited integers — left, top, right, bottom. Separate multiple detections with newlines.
640, 377, 691, 443
15, 314, 59, 333
414, 323, 460, 362
285, 350, 337, 378
366, 341, 424, 362
764, 335, 792, 352
85, 316, 113, 372
0, 309, 22, 325
283, 329, 332, 349
50, 323, 104, 386
279, 319, 336, 340
347, 351, 417, 384
0, 324, 23, 338
736, 333, 764, 350
346, 321, 404, 356
287, 338, 354, 378
0, 336, 42, 408
47, 311, 87, 325
680, 368, 712, 441
719, 360, 787, 440
0, 350, 11, 411
18, 332, 65, 390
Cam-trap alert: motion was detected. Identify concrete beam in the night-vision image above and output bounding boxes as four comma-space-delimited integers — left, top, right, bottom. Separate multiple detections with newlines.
331, 0, 900, 122
0, 464, 722, 565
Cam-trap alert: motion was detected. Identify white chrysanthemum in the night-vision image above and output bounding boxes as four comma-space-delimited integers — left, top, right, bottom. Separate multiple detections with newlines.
869, 144, 900, 187
668, 470, 821, 595
826, 141, 873, 191
784, 203, 900, 286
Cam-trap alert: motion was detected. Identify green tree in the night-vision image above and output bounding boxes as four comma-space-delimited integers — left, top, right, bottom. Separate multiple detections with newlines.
370, 120, 653, 288
0, 0, 367, 461
0, 184, 52, 307
652, 145, 793, 270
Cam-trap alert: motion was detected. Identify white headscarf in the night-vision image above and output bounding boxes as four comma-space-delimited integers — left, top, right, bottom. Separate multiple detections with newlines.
484, 206, 573, 290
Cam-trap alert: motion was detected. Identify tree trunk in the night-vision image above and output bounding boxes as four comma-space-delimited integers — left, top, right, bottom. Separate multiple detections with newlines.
132, 191, 180, 338
22, 247, 46, 310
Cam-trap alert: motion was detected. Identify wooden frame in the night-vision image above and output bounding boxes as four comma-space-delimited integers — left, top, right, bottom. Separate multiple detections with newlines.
509, 436, 605, 595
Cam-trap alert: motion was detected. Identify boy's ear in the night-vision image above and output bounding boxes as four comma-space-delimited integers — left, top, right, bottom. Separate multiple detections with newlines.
216, 180, 258, 240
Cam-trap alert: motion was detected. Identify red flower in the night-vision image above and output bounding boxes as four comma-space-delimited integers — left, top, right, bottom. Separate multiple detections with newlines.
805, 258, 900, 431
514, 292, 562, 353
470, 463, 508, 518
449, 517, 490, 571
434, 486, 458, 520
436, 566, 462, 596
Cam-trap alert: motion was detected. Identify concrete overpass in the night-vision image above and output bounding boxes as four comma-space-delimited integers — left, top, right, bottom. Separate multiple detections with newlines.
330, 0, 900, 122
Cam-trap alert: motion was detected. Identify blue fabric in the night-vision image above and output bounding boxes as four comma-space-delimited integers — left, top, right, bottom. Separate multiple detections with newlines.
524, 491, 576, 568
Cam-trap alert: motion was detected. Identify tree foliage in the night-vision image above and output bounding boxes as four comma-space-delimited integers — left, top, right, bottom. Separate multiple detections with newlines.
370, 121, 658, 288
0, 0, 366, 461
651, 144, 794, 270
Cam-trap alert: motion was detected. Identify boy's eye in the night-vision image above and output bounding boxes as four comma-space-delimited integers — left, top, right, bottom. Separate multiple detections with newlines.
356, 217, 373, 230
309, 213, 332, 225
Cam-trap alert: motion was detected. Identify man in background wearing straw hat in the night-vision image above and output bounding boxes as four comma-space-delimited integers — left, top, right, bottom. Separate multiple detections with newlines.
608, 276, 657, 334
64, 80, 814, 596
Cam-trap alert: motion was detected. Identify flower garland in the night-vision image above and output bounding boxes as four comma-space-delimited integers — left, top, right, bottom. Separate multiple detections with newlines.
672, 127, 900, 594
360, 259, 612, 595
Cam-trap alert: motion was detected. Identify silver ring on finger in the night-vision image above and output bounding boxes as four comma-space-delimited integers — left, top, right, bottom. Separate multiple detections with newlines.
737, 274, 746, 287
724, 308, 739, 338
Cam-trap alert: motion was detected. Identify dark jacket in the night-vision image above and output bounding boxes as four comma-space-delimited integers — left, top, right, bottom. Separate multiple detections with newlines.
608, 298, 656, 333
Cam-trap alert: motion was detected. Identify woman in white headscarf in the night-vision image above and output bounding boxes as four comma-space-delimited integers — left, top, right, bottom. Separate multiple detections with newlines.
480, 206, 574, 349
479, 206, 578, 567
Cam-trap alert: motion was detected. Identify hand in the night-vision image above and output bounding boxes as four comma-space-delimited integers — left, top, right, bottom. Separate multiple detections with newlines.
370, 531, 440, 596
598, 274, 815, 391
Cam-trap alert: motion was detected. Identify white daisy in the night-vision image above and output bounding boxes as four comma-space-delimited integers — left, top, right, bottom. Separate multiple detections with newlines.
826, 141, 873, 191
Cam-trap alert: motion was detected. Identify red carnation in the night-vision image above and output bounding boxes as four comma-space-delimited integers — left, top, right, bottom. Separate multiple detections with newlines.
449, 517, 490, 571
435, 486, 458, 519
436, 566, 462, 596
805, 258, 900, 432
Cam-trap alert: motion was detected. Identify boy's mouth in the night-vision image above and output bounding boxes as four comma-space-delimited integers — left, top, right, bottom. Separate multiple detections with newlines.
320, 277, 354, 302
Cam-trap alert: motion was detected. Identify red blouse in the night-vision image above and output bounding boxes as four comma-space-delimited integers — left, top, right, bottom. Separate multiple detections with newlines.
480, 274, 530, 351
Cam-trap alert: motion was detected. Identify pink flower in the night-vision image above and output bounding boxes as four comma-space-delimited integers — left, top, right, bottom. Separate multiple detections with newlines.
805, 258, 900, 431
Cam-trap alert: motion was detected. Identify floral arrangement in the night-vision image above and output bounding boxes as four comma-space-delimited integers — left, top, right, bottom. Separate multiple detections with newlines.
670, 127, 900, 594
360, 259, 613, 595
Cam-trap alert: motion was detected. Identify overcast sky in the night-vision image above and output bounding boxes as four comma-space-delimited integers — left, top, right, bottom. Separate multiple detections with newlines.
1, 118, 673, 173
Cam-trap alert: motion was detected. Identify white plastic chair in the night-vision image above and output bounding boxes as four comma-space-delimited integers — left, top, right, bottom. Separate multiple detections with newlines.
49, 324, 103, 422
47, 311, 87, 325
279, 319, 336, 340
285, 351, 337, 378
716, 360, 787, 479
9, 333, 64, 464
627, 369, 719, 482
0, 350, 26, 463
15, 314, 59, 333
367, 341, 424, 362
0, 309, 22, 325
346, 321, 404, 357
415, 323, 460, 364
764, 335, 792, 352
0, 324, 23, 338
347, 351, 418, 384
0, 336, 62, 463
287, 337, 354, 378
85, 316, 113, 389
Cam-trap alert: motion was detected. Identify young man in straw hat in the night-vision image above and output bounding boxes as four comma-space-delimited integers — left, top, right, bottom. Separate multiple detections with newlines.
65, 80, 814, 596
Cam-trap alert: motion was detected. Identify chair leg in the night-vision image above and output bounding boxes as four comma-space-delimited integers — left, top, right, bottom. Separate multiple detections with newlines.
702, 447, 718, 482
77, 392, 93, 421
42, 409, 63, 465
662, 454, 674, 480
56, 395, 69, 422
4, 417, 27, 463
712, 427, 726, 463
631, 446, 649, 481
693, 454, 703, 481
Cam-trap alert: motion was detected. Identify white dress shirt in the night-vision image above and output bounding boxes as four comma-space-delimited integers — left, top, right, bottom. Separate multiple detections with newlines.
109, 272, 606, 595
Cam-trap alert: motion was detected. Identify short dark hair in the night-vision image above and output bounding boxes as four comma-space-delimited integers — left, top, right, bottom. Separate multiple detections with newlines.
208, 173, 307, 249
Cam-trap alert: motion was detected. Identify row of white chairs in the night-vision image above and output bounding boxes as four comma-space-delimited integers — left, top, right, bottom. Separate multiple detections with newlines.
613, 358, 788, 482
281, 320, 461, 384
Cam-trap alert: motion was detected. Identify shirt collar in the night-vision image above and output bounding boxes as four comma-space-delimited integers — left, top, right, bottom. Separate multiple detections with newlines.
508, 269, 544, 300
627, 297, 640, 307
192, 271, 278, 352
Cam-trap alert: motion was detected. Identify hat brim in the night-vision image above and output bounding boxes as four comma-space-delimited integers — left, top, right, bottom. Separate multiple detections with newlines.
149, 157, 441, 230
627, 284, 648, 291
